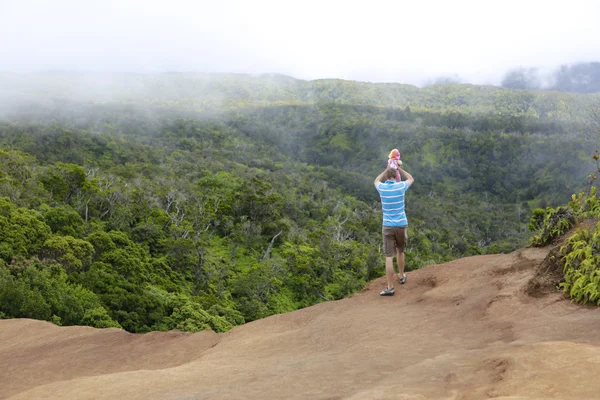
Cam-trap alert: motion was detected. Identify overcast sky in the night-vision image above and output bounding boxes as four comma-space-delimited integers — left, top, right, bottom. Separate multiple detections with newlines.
1, 0, 600, 85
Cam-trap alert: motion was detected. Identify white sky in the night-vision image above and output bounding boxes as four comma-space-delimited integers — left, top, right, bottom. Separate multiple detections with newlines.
1, 0, 600, 85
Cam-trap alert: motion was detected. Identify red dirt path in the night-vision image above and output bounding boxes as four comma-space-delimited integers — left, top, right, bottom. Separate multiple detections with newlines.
2, 247, 600, 399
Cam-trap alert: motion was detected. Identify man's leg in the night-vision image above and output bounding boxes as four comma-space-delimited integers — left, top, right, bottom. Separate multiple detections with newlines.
396, 250, 405, 278
385, 256, 395, 290
396, 227, 407, 283
382, 227, 396, 291
396, 251, 404, 283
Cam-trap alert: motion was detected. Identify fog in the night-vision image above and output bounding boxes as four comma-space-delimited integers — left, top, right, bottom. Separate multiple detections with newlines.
1, 0, 600, 86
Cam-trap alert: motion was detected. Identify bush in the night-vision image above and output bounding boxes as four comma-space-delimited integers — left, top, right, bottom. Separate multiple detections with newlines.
528, 207, 575, 246
560, 223, 600, 304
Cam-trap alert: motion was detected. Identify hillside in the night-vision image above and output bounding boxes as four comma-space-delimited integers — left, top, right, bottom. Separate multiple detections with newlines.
1, 72, 598, 120
0, 72, 597, 336
3, 244, 600, 400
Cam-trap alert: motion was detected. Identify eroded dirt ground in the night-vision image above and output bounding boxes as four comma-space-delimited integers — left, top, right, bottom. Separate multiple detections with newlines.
2, 246, 600, 399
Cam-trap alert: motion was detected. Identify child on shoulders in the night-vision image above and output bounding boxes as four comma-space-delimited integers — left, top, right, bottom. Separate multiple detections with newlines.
387, 148, 402, 182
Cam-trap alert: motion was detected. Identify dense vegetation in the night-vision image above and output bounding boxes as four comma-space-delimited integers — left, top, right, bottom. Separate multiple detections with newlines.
1, 71, 596, 120
0, 73, 597, 332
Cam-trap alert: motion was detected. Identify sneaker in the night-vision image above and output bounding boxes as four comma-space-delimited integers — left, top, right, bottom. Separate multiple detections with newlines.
399, 273, 407, 284
380, 287, 395, 296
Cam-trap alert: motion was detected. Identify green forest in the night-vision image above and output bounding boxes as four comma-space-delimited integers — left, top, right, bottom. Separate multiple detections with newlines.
0, 73, 598, 333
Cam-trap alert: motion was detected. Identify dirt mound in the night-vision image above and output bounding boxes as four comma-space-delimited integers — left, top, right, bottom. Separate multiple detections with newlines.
525, 246, 565, 298
3, 247, 600, 400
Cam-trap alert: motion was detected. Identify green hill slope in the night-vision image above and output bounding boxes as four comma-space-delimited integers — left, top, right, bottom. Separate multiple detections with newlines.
1, 72, 598, 120
0, 72, 597, 331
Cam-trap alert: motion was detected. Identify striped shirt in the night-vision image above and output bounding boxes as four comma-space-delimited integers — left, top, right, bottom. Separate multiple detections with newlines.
375, 180, 411, 227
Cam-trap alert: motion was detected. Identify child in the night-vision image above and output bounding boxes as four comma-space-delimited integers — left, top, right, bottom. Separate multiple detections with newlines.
387, 148, 402, 182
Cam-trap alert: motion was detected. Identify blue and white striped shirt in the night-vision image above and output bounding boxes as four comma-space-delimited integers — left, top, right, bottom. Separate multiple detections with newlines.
375, 180, 411, 227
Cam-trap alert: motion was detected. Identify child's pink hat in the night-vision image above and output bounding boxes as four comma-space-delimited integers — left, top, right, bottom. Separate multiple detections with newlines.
388, 149, 400, 160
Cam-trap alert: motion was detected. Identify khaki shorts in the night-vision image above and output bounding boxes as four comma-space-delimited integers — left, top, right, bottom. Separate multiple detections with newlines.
382, 226, 408, 257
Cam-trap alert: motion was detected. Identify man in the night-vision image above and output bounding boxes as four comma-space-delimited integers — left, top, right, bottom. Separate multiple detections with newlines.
374, 166, 414, 296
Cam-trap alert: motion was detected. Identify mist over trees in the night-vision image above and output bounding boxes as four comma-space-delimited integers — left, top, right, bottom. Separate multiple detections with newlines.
501, 62, 600, 93
553, 62, 600, 93
424, 75, 463, 86
501, 68, 541, 90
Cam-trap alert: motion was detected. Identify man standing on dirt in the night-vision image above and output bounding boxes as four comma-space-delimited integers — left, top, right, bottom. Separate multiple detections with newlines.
374, 166, 414, 296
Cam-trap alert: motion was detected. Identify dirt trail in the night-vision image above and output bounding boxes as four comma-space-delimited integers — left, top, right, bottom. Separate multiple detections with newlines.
2, 247, 600, 400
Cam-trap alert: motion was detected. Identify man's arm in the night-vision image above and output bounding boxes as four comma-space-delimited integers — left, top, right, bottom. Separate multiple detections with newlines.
374, 171, 387, 188
397, 167, 414, 186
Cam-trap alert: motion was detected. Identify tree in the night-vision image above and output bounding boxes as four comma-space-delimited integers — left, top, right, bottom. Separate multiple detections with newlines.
551, 62, 600, 93
40, 204, 85, 237
40, 162, 88, 204
501, 67, 541, 90
40, 235, 94, 272
0, 198, 52, 262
